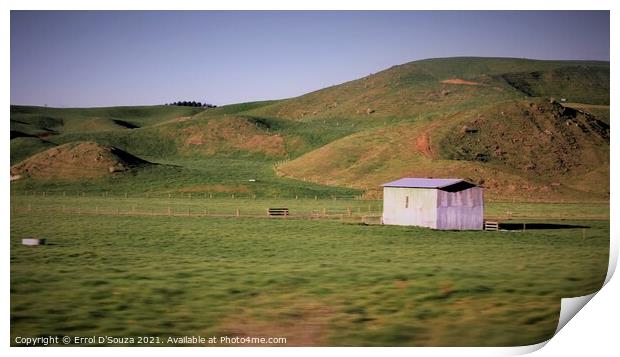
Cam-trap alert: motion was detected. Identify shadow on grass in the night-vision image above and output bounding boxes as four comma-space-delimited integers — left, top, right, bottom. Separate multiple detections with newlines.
499, 223, 590, 230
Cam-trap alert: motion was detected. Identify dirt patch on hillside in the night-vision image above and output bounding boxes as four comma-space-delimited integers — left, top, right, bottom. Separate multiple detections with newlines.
441, 79, 481, 86
415, 132, 433, 158
10, 141, 151, 180
414, 112, 463, 159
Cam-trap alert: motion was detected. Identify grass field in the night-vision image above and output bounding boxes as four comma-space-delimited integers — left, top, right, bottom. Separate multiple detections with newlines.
10, 198, 609, 346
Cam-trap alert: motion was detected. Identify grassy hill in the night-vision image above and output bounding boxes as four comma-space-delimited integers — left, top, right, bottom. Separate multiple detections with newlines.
10, 141, 152, 180
244, 57, 609, 120
501, 65, 610, 105
10, 105, 205, 136
10, 57, 610, 201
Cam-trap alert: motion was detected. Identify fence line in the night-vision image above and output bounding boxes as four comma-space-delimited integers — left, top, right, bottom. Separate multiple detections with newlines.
18, 190, 370, 201
15, 190, 610, 204
10, 205, 384, 223
11, 202, 610, 223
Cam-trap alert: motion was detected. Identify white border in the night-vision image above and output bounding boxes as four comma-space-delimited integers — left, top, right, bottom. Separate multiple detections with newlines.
4, 1, 617, 357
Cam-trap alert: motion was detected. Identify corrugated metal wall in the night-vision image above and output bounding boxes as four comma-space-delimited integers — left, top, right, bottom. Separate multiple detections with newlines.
382, 187, 438, 228
436, 187, 484, 230
382, 186, 484, 230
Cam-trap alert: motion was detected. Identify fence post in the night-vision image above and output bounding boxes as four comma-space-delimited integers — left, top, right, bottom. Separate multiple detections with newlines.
347, 207, 351, 217
322, 207, 326, 217
168, 207, 171, 216
236, 208, 240, 217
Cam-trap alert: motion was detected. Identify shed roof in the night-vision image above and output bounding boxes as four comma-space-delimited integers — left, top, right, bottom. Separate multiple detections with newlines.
381, 178, 467, 189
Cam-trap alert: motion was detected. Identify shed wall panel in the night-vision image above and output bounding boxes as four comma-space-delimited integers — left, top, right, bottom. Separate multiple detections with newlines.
382, 187, 437, 228
436, 187, 484, 230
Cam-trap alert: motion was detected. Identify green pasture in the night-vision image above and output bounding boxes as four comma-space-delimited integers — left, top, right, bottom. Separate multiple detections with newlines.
10, 199, 609, 346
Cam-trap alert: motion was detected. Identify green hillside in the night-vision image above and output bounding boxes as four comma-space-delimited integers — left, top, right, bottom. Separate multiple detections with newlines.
10, 57, 610, 201
244, 57, 609, 120
10, 105, 205, 136
501, 65, 610, 105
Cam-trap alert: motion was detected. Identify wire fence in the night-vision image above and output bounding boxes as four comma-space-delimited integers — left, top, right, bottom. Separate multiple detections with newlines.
10, 191, 609, 222
15, 190, 371, 201
13, 189, 609, 204
10, 202, 384, 224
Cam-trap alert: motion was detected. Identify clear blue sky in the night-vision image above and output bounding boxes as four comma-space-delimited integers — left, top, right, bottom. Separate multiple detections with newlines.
10, 11, 610, 107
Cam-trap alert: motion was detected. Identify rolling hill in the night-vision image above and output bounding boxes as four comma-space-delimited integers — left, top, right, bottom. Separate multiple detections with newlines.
244, 57, 609, 120
9, 57, 610, 201
10, 141, 152, 180
10, 105, 204, 136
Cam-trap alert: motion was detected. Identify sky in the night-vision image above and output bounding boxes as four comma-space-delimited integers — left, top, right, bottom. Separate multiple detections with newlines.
10, 11, 610, 107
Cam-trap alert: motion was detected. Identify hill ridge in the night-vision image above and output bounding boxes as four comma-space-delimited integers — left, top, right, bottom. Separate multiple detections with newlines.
9, 57, 610, 201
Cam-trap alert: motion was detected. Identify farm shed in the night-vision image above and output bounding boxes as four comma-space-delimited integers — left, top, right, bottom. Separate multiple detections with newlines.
381, 178, 483, 230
